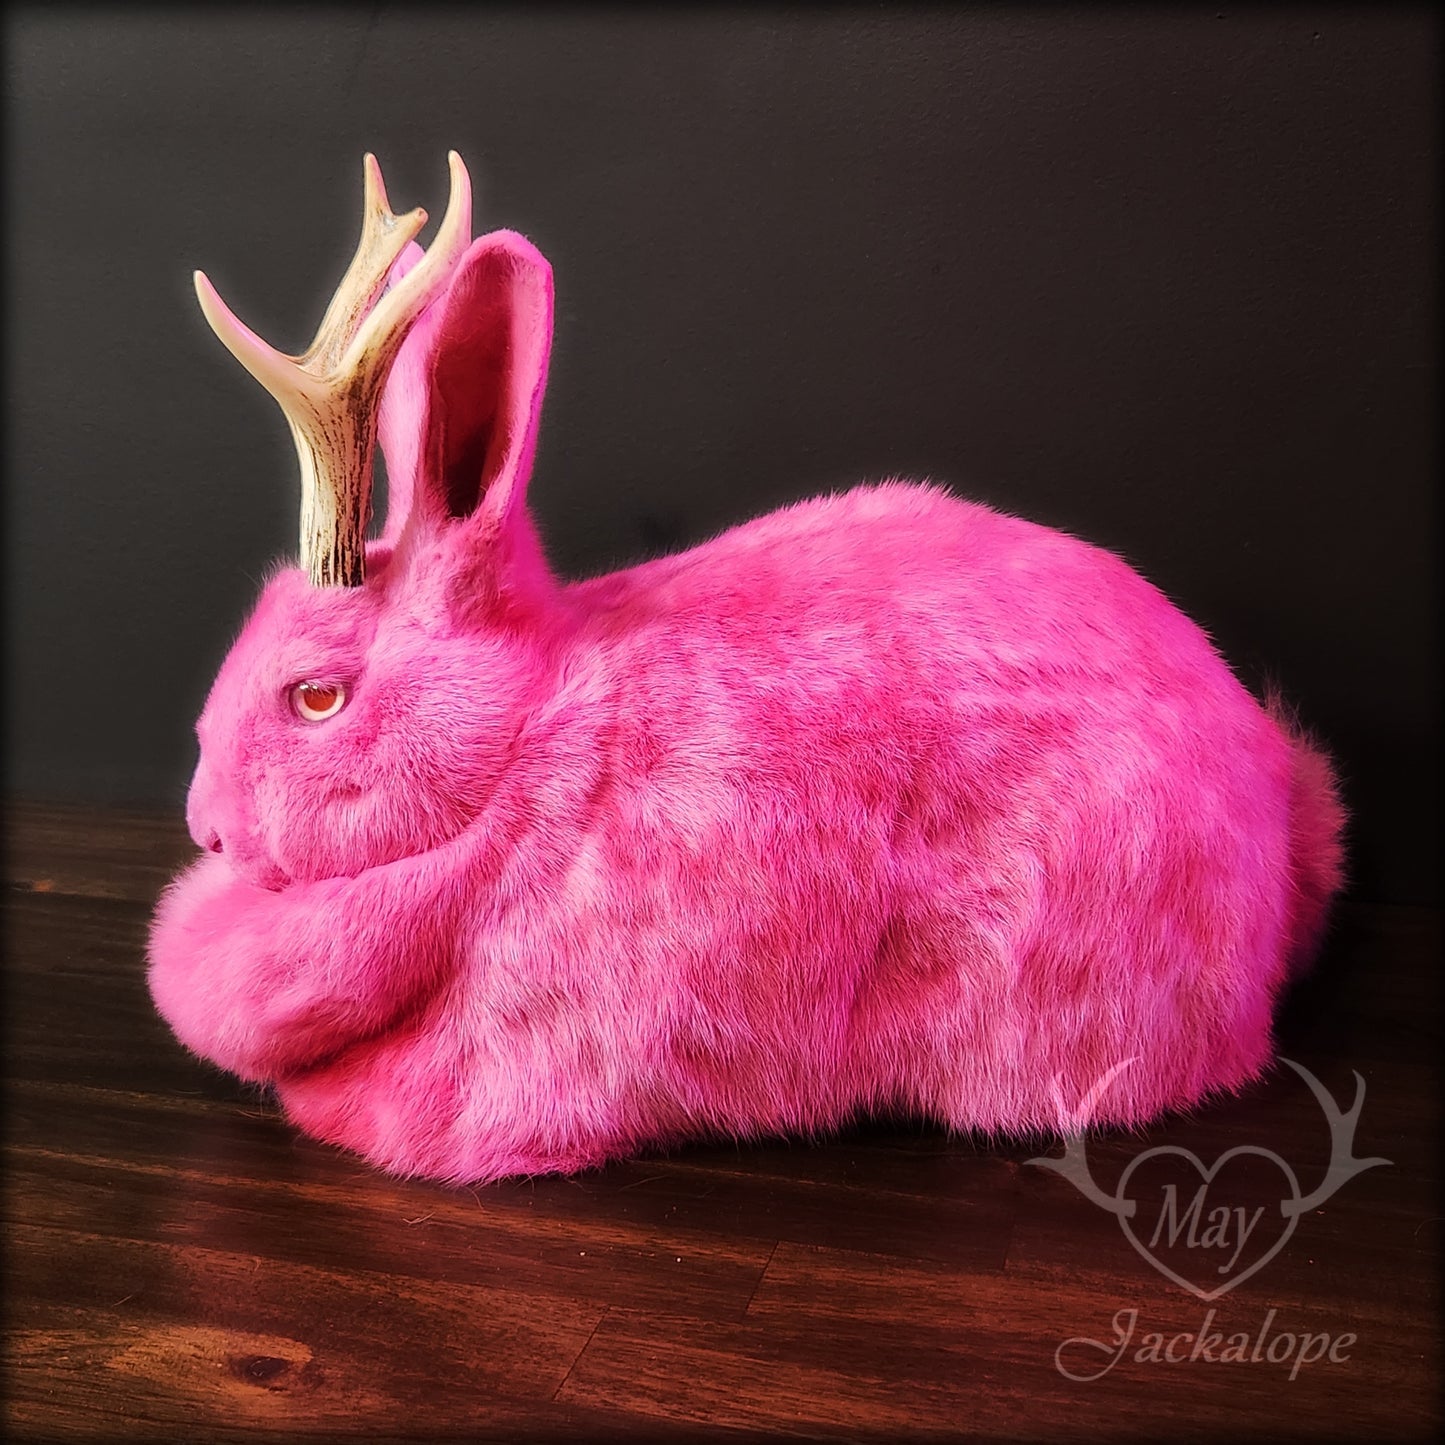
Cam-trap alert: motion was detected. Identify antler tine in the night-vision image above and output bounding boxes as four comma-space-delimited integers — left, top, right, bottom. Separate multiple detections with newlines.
193, 152, 473, 587
299, 152, 429, 376
341, 151, 472, 377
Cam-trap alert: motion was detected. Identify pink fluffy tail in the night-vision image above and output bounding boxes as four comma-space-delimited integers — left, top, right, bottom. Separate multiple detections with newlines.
1269, 697, 1348, 978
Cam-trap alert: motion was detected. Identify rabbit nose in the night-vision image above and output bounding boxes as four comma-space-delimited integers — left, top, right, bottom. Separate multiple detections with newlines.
186, 799, 225, 854
186, 756, 227, 855
187, 811, 224, 854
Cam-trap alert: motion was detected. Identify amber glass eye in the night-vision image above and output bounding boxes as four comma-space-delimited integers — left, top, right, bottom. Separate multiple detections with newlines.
291, 681, 347, 723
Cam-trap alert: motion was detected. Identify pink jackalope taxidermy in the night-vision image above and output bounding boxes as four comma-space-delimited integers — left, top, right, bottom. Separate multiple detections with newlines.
148, 152, 1346, 1184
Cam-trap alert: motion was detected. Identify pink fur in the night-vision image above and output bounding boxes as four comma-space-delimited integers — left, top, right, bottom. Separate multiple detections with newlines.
148, 228, 1346, 1184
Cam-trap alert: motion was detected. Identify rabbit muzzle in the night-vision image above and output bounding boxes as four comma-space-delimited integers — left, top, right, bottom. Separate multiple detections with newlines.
187, 756, 291, 892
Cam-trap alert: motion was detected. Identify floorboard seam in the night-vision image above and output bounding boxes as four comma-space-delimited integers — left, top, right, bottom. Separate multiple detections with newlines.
550, 1304, 610, 1402
740, 1239, 781, 1319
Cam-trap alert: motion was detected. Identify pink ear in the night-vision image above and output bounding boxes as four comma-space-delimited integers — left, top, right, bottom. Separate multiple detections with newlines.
415, 232, 554, 549
376, 240, 438, 547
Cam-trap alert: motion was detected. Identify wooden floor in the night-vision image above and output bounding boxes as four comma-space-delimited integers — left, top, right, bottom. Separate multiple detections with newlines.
4, 800, 1439, 1441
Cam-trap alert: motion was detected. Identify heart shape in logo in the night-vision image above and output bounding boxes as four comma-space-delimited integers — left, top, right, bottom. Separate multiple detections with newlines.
1116, 1146, 1302, 1301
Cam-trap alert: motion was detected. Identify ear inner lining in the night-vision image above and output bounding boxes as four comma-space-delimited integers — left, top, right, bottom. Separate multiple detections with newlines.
429, 247, 549, 525
434, 300, 508, 520
412, 236, 552, 546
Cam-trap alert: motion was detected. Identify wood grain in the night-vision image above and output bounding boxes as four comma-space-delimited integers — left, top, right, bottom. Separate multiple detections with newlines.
3, 800, 1439, 1440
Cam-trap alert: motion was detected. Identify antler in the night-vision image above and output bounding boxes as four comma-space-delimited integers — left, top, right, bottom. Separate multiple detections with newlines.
1279, 1059, 1392, 1216
194, 151, 472, 586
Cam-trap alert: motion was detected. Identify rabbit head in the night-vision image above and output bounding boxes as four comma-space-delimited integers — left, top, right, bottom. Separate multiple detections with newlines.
185, 155, 562, 890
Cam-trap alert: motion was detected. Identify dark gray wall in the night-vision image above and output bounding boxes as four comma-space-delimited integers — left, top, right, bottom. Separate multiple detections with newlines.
6, 8, 1438, 903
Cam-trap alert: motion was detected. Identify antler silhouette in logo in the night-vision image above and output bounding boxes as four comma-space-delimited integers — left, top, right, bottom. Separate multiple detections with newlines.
1027, 1057, 1140, 1218
1276, 1059, 1392, 1216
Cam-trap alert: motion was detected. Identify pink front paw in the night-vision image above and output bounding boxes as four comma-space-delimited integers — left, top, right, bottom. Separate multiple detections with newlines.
147, 855, 336, 1081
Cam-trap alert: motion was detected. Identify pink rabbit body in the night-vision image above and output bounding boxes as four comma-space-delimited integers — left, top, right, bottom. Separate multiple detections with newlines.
148, 167, 1344, 1184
